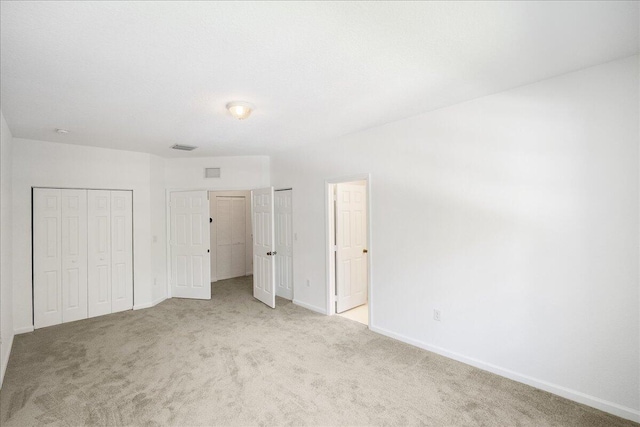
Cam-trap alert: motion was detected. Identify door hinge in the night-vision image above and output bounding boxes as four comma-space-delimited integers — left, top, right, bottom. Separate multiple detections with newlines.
333, 194, 337, 201
333, 245, 337, 252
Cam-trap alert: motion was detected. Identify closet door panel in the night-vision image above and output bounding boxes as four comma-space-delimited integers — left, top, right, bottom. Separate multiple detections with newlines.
34, 189, 63, 328
111, 191, 133, 313
216, 197, 232, 280
61, 189, 88, 323
88, 190, 112, 318
231, 198, 246, 277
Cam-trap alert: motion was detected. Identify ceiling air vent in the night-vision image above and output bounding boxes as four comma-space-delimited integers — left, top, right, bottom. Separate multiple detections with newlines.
171, 144, 197, 151
205, 167, 221, 178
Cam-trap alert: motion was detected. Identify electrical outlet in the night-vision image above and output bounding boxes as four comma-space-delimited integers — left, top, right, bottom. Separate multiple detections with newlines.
306, 279, 310, 287
433, 309, 441, 321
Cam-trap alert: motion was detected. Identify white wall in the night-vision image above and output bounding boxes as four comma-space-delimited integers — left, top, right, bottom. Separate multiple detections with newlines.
0, 111, 14, 388
12, 139, 155, 331
150, 155, 167, 305
270, 56, 640, 420
165, 156, 269, 190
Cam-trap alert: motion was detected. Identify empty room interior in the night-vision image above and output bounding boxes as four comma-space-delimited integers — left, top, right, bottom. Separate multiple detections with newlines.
0, 1, 639, 426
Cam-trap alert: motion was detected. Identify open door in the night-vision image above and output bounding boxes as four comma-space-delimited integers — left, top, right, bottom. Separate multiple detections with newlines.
336, 183, 368, 313
251, 187, 276, 308
170, 191, 211, 300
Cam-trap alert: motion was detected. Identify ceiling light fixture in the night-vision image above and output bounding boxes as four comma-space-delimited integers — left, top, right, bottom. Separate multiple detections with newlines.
226, 101, 254, 120
55, 128, 69, 134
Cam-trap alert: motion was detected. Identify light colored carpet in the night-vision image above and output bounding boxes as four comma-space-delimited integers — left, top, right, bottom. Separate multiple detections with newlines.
0, 276, 636, 426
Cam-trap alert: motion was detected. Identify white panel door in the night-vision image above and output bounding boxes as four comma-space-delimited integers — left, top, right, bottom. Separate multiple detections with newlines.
170, 191, 211, 299
275, 190, 293, 300
111, 191, 133, 313
252, 187, 276, 308
88, 190, 112, 318
336, 183, 368, 313
34, 189, 63, 328
61, 189, 88, 323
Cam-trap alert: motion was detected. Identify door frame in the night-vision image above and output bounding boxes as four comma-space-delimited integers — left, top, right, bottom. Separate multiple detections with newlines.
325, 174, 372, 325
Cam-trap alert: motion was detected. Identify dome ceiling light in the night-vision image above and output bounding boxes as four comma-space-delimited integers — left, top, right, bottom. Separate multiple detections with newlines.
226, 101, 254, 120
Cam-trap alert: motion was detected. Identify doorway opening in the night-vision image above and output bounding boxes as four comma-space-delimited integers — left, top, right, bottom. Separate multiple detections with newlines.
168, 187, 293, 309
209, 190, 253, 284
326, 175, 371, 326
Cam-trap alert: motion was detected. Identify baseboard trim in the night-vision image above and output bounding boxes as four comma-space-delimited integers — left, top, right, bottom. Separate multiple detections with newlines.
14, 326, 34, 335
293, 299, 327, 315
133, 302, 152, 310
151, 296, 167, 307
369, 324, 640, 423
0, 333, 15, 389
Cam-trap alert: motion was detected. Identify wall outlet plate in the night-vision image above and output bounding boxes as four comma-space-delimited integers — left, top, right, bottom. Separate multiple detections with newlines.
434, 309, 441, 321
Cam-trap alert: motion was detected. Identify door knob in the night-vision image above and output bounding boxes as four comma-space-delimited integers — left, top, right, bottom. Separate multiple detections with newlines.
267, 251, 277, 256
363, 249, 368, 254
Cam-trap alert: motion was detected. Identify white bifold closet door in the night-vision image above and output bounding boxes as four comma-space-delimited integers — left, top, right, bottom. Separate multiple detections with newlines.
87, 190, 133, 317
61, 190, 88, 323
216, 196, 246, 280
34, 189, 64, 329
109, 191, 133, 313
34, 188, 133, 329
88, 190, 112, 318
34, 189, 89, 329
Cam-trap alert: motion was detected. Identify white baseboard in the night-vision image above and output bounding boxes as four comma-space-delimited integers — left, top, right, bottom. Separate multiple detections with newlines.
14, 326, 34, 335
151, 296, 167, 307
369, 324, 640, 423
0, 333, 15, 389
133, 302, 152, 310
293, 299, 327, 315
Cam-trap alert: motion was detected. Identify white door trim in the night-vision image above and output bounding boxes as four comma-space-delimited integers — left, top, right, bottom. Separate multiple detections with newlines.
325, 174, 372, 326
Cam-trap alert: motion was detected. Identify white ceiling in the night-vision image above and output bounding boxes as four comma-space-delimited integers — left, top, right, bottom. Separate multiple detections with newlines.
1, 1, 638, 157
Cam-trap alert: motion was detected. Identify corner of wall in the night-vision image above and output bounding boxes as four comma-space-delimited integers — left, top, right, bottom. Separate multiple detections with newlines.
0, 110, 15, 388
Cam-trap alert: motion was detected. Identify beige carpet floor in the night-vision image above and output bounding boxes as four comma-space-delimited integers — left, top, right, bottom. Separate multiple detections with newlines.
0, 276, 636, 426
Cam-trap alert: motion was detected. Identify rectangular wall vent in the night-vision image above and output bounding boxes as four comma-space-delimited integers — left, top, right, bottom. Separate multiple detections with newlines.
171, 144, 198, 151
205, 167, 221, 178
